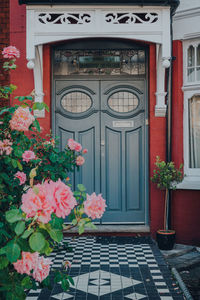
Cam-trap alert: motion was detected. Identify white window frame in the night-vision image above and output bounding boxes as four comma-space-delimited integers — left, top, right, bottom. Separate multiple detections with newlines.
184, 39, 200, 86
178, 38, 200, 189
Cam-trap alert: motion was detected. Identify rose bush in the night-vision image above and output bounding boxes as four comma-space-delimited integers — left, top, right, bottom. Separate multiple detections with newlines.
0, 47, 106, 299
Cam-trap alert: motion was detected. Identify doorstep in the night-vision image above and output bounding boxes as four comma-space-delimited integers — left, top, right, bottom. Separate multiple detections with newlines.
64, 225, 150, 234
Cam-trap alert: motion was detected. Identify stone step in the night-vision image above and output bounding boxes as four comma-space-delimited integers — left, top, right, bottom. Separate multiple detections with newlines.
166, 250, 200, 271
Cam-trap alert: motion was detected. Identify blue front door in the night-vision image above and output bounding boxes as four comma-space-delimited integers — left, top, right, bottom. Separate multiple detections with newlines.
55, 79, 147, 223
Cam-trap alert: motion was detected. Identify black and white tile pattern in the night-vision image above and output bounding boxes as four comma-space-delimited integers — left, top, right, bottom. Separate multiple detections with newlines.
26, 236, 184, 300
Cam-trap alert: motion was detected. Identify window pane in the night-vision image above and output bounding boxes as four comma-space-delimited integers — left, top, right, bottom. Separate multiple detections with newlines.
189, 95, 200, 168
53, 49, 146, 76
108, 91, 139, 112
188, 46, 195, 67
61, 92, 92, 113
187, 68, 195, 82
197, 44, 200, 66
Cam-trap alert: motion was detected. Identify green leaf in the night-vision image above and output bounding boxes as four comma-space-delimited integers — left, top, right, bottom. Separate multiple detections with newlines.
18, 96, 25, 102
11, 159, 18, 169
77, 184, 86, 192
48, 228, 63, 243
61, 278, 70, 291
6, 241, 21, 263
14, 221, 25, 236
41, 240, 52, 256
78, 225, 85, 235
85, 222, 97, 229
32, 102, 44, 111
0, 247, 6, 255
33, 119, 41, 132
44, 103, 49, 112
50, 215, 64, 230
0, 256, 9, 269
29, 232, 46, 252
68, 276, 74, 286
21, 276, 33, 289
21, 228, 34, 239
17, 161, 23, 171
71, 219, 77, 226
5, 209, 22, 223
25, 96, 33, 100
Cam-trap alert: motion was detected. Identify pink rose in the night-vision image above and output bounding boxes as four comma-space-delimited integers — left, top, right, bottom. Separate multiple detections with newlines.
9, 107, 35, 132
21, 182, 54, 223
67, 138, 82, 152
0, 139, 13, 155
76, 155, 85, 166
84, 193, 106, 220
22, 150, 36, 163
13, 252, 39, 276
83, 148, 88, 154
33, 256, 52, 282
13, 252, 52, 283
49, 179, 77, 218
67, 138, 76, 150
74, 142, 82, 152
2, 46, 20, 59
14, 171, 26, 185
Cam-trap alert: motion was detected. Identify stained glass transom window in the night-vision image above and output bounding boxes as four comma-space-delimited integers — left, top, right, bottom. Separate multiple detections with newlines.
61, 92, 92, 113
53, 50, 145, 76
108, 91, 139, 113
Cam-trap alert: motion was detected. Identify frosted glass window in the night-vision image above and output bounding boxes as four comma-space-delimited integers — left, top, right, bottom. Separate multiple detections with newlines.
189, 95, 200, 168
61, 92, 92, 113
108, 92, 139, 113
187, 44, 200, 83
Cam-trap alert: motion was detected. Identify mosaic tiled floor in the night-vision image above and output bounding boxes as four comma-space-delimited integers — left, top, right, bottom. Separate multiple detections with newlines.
26, 236, 185, 300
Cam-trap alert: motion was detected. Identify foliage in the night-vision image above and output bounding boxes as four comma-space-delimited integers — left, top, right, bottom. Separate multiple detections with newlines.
151, 156, 183, 231
0, 47, 105, 299
151, 156, 183, 191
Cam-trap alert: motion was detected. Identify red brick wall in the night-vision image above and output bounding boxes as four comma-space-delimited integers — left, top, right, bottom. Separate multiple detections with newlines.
0, 0, 10, 107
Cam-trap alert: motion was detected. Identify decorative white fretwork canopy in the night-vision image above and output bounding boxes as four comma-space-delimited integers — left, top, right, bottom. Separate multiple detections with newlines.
26, 5, 172, 117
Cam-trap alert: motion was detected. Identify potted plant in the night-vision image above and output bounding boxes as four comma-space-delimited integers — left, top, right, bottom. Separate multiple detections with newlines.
151, 156, 183, 250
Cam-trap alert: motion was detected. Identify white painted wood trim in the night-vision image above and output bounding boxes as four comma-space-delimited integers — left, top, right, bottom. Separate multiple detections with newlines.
182, 84, 200, 183
33, 45, 45, 118
155, 44, 167, 117
25, 5, 171, 118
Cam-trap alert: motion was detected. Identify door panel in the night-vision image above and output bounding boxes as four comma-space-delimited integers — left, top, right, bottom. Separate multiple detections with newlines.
54, 79, 147, 224
105, 128, 122, 211
55, 80, 100, 195
101, 81, 145, 223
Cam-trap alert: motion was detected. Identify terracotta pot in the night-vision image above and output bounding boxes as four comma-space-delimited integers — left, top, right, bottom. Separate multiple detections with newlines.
156, 229, 176, 250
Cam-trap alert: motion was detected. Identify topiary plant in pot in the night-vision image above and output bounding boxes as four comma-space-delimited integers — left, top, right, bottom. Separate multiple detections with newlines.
151, 156, 183, 250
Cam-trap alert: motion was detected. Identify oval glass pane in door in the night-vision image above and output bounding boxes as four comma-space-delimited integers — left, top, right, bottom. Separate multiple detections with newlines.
61, 92, 92, 113
108, 91, 139, 113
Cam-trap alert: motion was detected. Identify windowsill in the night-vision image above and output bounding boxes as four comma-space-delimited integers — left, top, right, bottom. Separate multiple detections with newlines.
177, 176, 200, 190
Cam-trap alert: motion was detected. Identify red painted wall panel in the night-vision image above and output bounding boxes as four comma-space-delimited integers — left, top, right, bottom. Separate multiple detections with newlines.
10, 0, 34, 103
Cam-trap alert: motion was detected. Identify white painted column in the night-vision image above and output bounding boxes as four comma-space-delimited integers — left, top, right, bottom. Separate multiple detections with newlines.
155, 44, 167, 117
27, 44, 45, 118
33, 45, 45, 117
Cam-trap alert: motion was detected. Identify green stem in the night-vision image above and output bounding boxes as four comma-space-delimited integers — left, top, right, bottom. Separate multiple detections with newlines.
164, 189, 168, 231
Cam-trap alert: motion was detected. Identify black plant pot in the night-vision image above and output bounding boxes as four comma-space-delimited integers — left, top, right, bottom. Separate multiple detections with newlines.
156, 230, 176, 250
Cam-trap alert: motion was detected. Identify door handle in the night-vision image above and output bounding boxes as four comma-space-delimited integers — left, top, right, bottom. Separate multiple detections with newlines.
101, 140, 105, 146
